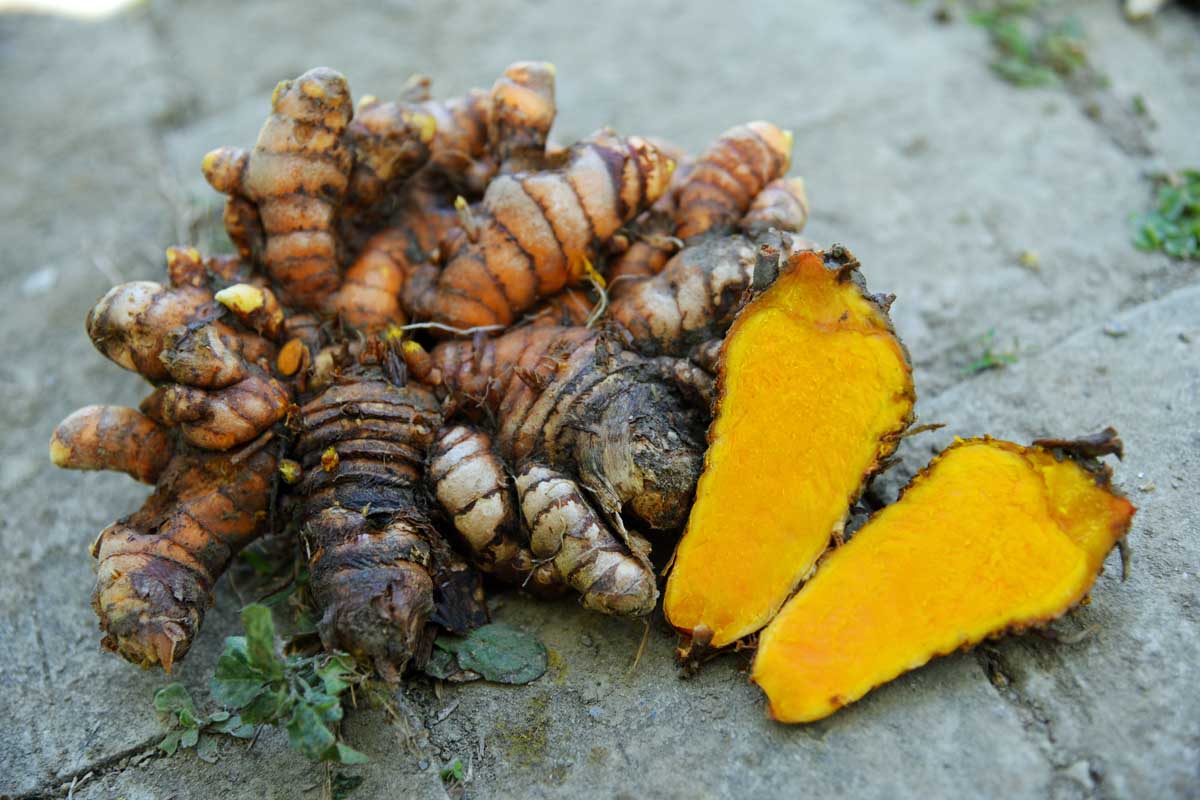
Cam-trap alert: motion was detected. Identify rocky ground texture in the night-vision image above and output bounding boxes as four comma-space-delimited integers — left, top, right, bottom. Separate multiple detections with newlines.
1, 1, 1197, 798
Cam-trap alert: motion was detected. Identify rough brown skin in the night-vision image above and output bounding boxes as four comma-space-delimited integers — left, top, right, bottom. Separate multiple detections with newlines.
608, 234, 759, 357
92, 442, 277, 670
84, 275, 289, 451
403, 132, 675, 330
203, 67, 355, 310
415, 87, 495, 196
674, 121, 792, 240
489, 61, 557, 172
740, 177, 809, 238
292, 357, 450, 679
425, 325, 709, 614
50, 405, 174, 484
428, 424, 562, 594
343, 97, 435, 224
53, 248, 294, 668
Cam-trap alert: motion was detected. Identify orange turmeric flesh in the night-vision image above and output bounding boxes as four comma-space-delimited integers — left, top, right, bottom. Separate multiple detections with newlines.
663, 249, 914, 649
752, 438, 1136, 723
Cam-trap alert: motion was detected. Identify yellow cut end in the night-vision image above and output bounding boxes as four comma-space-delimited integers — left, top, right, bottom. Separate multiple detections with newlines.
200, 149, 218, 176
454, 195, 469, 212
401, 339, 427, 356
49, 436, 71, 468
215, 284, 265, 314
165, 248, 179, 267
279, 459, 303, 484
271, 80, 288, 108
321, 447, 339, 472
385, 323, 406, 341
752, 438, 1135, 723
663, 250, 914, 649
357, 94, 378, 109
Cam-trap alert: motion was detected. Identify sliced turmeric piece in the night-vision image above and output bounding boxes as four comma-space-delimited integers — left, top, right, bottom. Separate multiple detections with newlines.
663, 247, 914, 651
752, 436, 1136, 723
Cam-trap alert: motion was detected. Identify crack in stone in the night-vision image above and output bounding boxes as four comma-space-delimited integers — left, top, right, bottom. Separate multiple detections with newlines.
9, 734, 164, 800
975, 645, 1106, 799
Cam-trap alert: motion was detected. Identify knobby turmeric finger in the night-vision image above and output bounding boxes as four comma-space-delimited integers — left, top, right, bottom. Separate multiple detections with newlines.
674, 121, 793, 240
327, 228, 412, 331
200, 146, 263, 264
429, 424, 563, 594
344, 97, 436, 219
91, 444, 277, 671
408, 132, 675, 329
86, 277, 289, 451
50, 405, 174, 484
294, 365, 447, 679
205, 67, 354, 309
740, 176, 809, 238
430, 325, 707, 613
415, 86, 495, 195
608, 235, 758, 357
489, 60, 556, 171
663, 246, 915, 652
752, 435, 1135, 723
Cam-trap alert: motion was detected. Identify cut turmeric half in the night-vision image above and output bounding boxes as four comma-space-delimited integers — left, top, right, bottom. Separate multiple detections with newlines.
751, 436, 1136, 723
663, 247, 915, 650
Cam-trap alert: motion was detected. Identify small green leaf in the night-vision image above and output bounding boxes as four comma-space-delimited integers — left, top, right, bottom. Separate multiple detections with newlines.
1132, 170, 1200, 260
159, 729, 183, 756
153, 683, 196, 719
435, 624, 548, 685
440, 758, 464, 782
195, 733, 221, 764
241, 604, 284, 678
180, 726, 200, 749
316, 654, 357, 696
302, 689, 344, 723
335, 743, 370, 765
285, 702, 337, 761
211, 715, 256, 739
211, 640, 266, 709
238, 686, 291, 726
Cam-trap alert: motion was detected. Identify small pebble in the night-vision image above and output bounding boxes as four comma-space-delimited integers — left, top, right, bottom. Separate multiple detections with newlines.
1102, 320, 1128, 338
580, 633, 594, 647
419, 759, 430, 770
1064, 760, 1096, 790
1139, 482, 1156, 493
587, 706, 603, 720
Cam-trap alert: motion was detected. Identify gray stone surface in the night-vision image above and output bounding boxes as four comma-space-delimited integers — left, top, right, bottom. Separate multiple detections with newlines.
1, 1, 1197, 798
